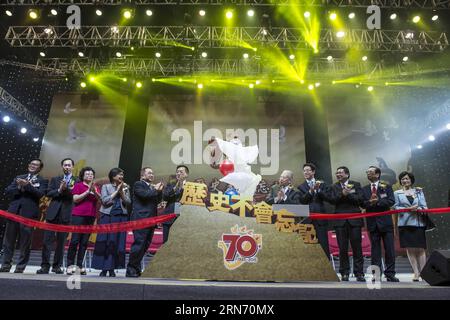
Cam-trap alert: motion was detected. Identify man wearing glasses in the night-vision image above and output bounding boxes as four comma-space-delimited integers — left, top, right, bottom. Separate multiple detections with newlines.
0, 159, 48, 273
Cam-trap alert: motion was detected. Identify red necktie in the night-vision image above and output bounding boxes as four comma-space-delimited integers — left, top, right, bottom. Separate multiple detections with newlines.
371, 183, 377, 195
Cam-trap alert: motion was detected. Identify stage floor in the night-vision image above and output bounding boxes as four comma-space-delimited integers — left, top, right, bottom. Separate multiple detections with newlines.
1, 266, 449, 300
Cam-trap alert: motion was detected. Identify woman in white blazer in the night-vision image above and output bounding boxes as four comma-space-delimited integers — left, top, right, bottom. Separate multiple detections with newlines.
394, 171, 428, 281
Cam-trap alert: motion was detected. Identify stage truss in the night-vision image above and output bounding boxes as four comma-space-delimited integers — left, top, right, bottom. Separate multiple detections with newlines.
5, 26, 449, 53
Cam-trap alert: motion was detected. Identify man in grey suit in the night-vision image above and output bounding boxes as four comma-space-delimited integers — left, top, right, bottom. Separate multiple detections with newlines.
37, 158, 77, 274
126, 167, 164, 277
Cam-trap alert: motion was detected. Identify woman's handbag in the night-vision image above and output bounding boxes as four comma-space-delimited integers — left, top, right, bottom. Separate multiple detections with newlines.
423, 214, 436, 232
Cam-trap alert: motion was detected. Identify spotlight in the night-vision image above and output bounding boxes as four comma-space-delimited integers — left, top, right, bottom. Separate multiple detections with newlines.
253, 47, 257, 52
96, 9, 102, 16
80, 82, 86, 88
262, 29, 268, 36
39, 52, 46, 57
385, 82, 389, 86
111, 26, 119, 33
390, 13, 397, 20
201, 52, 207, 58
197, 83, 203, 89
446, 123, 450, 130
33, 137, 39, 142
191, 47, 195, 51
362, 55, 368, 61
20, 128, 27, 134
123, 10, 132, 19
5, 10, 13, 16
2, 115, 11, 123
44, 27, 53, 34
247, 9, 255, 17
289, 54, 295, 60
243, 53, 249, 59
199, 9, 205, 16
327, 55, 333, 61
417, 145, 423, 149
226, 10, 233, 19
329, 12, 337, 20
315, 82, 321, 87
405, 32, 414, 39
249, 83, 254, 89
152, 78, 156, 82
178, 78, 183, 82
116, 52, 122, 58
308, 84, 314, 90
89, 76, 95, 82
155, 52, 161, 58
50, 9, 58, 16
336, 31, 345, 38
403, 56, 409, 62
131, 47, 134, 51
78, 51, 84, 57
355, 84, 360, 88
146, 10, 153, 16
304, 11, 310, 18
413, 16, 421, 23
367, 86, 374, 91
122, 78, 127, 82
348, 12, 355, 19
29, 9, 38, 19
300, 79, 305, 84
428, 135, 435, 141
432, 15, 438, 21
136, 82, 143, 88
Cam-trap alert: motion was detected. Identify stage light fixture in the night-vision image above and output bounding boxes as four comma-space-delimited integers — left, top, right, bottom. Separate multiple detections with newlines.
249, 83, 254, 89
191, 47, 195, 51
33, 137, 39, 142
80, 82, 86, 88
178, 78, 183, 82
111, 26, 119, 33
289, 54, 295, 60
413, 16, 420, 23
197, 83, 203, 89
405, 32, 414, 39
152, 78, 156, 82
2, 115, 11, 123
329, 12, 337, 20
327, 55, 333, 61
122, 78, 127, 82
304, 11, 310, 18
362, 55, 368, 61
432, 15, 438, 21
131, 47, 134, 51
348, 12, 355, 19
256, 80, 261, 85
20, 127, 27, 134
44, 27, 53, 34
355, 84, 360, 88
385, 82, 389, 86
201, 52, 207, 58
89, 76, 95, 82
403, 56, 409, 62
417, 145, 423, 149
146, 10, 153, 16
336, 31, 345, 38
367, 86, 374, 91
50, 9, 58, 16
29, 9, 38, 19
123, 10, 132, 19
136, 82, 143, 88
262, 29, 268, 36
116, 52, 122, 58
226, 11, 233, 19
247, 9, 255, 17
390, 13, 397, 20
332, 81, 336, 84
300, 79, 305, 84
78, 51, 84, 57
155, 52, 161, 58
243, 53, 249, 59
5, 10, 13, 16
446, 123, 450, 130
39, 51, 46, 57
96, 9, 102, 16
315, 82, 321, 87
428, 135, 435, 141
308, 84, 314, 90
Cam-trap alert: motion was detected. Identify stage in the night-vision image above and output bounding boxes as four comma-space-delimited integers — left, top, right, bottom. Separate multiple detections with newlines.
1, 264, 449, 300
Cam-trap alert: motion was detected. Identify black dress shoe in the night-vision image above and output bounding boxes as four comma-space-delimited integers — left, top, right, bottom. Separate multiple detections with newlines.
14, 268, 25, 273
99, 270, 107, 277
109, 270, 116, 277
0, 266, 11, 272
36, 267, 49, 274
356, 275, 366, 282
126, 271, 140, 278
341, 274, 349, 281
386, 276, 400, 282
52, 267, 64, 274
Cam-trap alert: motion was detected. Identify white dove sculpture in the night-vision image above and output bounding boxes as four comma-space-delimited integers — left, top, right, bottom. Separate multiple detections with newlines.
214, 137, 262, 198
65, 121, 86, 143
63, 102, 77, 114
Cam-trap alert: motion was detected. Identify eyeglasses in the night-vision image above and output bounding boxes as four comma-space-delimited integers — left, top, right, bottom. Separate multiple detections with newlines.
29, 162, 41, 167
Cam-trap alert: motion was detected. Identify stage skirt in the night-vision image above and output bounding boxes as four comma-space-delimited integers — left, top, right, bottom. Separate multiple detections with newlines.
398, 226, 427, 249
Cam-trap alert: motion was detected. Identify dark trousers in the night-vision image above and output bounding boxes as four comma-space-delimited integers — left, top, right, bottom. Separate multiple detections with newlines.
127, 227, 155, 273
312, 221, 330, 258
2, 220, 33, 270
162, 223, 171, 243
369, 228, 396, 277
0, 217, 6, 250
335, 222, 364, 276
67, 215, 95, 268
41, 213, 68, 269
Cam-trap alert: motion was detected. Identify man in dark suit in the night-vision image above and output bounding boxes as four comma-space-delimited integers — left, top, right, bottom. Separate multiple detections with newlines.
162, 165, 189, 243
362, 165, 399, 282
126, 167, 164, 277
37, 158, 77, 274
328, 166, 365, 282
0, 159, 48, 273
266, 170, 300, 205
297, 163, 330, 258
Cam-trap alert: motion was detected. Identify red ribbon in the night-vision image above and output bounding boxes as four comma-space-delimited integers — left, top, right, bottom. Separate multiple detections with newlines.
309, 207, 450, 220
0, 210, 176, 234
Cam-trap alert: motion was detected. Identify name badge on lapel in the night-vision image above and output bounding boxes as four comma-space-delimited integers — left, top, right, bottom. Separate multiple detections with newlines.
380, 193, 387, 198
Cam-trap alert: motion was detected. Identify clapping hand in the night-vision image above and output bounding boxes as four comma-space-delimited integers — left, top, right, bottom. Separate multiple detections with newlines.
16, 178, 29, 187
276, 190, 285, 203
313, 181, 322, 191
409, 204, 419, 212
154, 181, 164, 191
369, 193, 378, 206
59, 180, 67, 193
